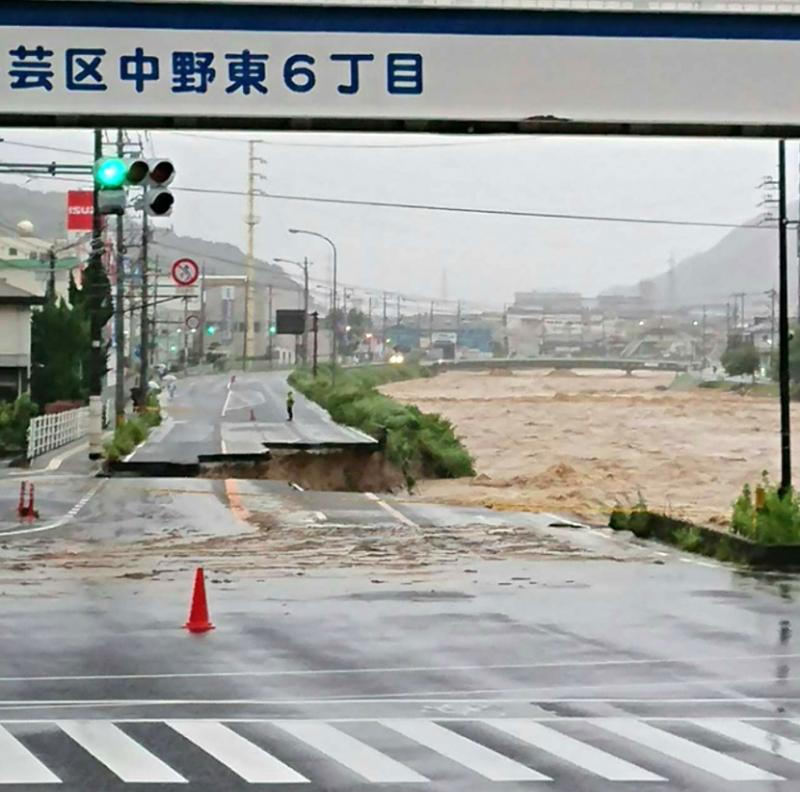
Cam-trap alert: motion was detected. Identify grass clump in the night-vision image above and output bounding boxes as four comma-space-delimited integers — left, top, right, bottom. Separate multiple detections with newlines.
103, 394, 162, 461
731, 472, 800, 544
289, 364, 474, 486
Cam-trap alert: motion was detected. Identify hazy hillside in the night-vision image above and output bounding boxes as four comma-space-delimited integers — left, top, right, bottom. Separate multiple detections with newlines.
0, 182, 298, 292
612, 206, 799, 309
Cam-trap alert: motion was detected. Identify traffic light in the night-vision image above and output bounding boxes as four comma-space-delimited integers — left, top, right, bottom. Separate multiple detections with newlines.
269, 323, 277, 335
94, 157, 127, 216
145, 159, 175, 217
93, 157, 175, 216
206, 325, 216, 336
95, 158, 127, 189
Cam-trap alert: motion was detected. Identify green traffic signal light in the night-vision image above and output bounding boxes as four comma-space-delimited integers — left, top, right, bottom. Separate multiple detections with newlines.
206, 325, 216, 336
95, 158, 127, 189
269, 324, 277, 335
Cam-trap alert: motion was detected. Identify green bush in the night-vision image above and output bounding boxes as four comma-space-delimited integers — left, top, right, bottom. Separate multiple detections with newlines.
289, 363, 473, 485
0, 395, 37, 454
731, 473, 800, 544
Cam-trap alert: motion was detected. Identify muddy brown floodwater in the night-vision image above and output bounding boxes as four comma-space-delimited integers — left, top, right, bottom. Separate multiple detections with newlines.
381, 369, 797, 526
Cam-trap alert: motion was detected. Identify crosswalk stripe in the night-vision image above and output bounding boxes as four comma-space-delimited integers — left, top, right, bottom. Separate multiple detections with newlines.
485, 718, 665, 781
275, 720, 428, 783
382, 719, 549, 781
167, 720, 308, 784
0, 724, 60, 784
591, 718, 784, 781
58, 720, 187, 784
696, 719, 800, 763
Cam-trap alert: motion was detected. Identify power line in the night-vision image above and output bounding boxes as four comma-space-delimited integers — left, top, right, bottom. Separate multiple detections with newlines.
1, 172, 766, 230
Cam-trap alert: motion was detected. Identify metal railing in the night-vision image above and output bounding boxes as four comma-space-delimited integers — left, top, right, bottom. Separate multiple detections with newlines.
27, 407, 90, 460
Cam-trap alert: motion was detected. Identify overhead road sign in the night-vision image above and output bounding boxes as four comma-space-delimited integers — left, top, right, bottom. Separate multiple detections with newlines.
6, 2, 800, 136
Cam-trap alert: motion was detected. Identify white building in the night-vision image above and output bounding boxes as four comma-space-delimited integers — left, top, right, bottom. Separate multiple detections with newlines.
0, 280, 44, 400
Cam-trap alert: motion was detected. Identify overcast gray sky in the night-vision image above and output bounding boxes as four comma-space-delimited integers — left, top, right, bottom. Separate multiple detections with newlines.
0, 129, 786, 308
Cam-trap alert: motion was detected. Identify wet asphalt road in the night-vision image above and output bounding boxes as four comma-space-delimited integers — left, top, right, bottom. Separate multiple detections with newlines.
0, 474, 799, 791
129, 372, 374, 463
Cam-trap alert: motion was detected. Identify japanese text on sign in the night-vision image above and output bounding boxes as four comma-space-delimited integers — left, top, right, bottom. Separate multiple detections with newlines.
6, 46, 424, 96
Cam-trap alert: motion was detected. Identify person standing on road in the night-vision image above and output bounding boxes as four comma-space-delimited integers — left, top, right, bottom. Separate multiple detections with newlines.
286, 390, 295, 422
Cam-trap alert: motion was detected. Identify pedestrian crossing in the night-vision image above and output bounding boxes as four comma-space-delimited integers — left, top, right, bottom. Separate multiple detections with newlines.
1, 717, 800, 786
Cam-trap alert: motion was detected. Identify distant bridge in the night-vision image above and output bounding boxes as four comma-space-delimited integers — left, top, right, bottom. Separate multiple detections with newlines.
431, 357, 691, 374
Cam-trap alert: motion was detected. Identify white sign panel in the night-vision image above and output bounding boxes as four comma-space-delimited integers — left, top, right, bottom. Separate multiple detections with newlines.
3, 3, 800, 129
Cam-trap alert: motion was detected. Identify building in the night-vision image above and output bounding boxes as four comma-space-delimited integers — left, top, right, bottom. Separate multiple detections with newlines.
202, 276, 304, 365
0, 234, 80, 303
0, 280, 45, 401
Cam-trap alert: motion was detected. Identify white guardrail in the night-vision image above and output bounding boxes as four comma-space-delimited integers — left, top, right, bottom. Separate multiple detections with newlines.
27, 406, 90, 461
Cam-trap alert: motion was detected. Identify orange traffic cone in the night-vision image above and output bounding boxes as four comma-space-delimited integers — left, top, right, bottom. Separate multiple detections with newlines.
184, 568, 214, 633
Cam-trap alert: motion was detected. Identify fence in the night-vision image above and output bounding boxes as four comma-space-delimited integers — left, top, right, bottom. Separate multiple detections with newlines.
27, 406, 90, 460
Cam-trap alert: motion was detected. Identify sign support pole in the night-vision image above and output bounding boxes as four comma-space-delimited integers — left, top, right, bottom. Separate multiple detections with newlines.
114, 128, 126, 426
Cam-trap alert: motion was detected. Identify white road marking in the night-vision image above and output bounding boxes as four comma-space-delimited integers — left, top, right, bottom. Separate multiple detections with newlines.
0, 724, 60, 783
364, 492, 418, 528
220, 439, 228, 454
46, 441, 89, 471
168, 720, 307, 784
679, 557, 721, 569
0, 481, 105, 538
58, 720, 187, 783
221, 385, 233, 417
696, 719, 800, 762
314, 511, 327, 522
2, 651, 799, 683
383, 719, 548, 781
276, 720, 427, 783
486, 718, 664, 781
591, 718, 783, 781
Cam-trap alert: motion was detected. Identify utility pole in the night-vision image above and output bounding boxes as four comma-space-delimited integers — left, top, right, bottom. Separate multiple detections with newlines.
382, 292, 388, 341
138, 183, 150, 395
302, 257, 309, 366
701, 304, 707, 368
778, 140, 792, 496
311, 311, 319, 377
199, 266, 207, 360
267, 284, 274, 368
114, 128, 126, 425
429, 300, 434, 346
243, 140, 264, 370
151, 257, 159, 367
88, 128, 105, 459
242, 275, 249, 365
396, 294, 401, 325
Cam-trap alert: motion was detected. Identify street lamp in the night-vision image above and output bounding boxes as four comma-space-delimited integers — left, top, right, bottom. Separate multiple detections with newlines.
274, 256, 312, 366
289, 229, 338, 381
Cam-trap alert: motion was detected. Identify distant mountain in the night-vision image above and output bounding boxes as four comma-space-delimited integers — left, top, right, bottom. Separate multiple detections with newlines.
609, 206, 799, 309
0, 182, 298, 292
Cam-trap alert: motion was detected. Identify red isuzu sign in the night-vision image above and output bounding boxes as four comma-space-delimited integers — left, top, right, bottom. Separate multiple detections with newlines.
66, 190, 94, 231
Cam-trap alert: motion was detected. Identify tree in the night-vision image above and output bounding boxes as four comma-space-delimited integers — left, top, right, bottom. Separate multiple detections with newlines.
30, 297, 89, 406
79, 256, 113, 393
721, 343, 760, 379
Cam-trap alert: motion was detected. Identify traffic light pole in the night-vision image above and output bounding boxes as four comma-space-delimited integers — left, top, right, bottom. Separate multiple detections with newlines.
88, 128, 105, 460
114, 129, 126, 426
139, 184, 150, 396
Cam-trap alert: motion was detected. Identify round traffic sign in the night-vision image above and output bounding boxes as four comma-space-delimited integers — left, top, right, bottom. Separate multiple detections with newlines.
171, 257, 199, 287
186, 314, 201, 331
